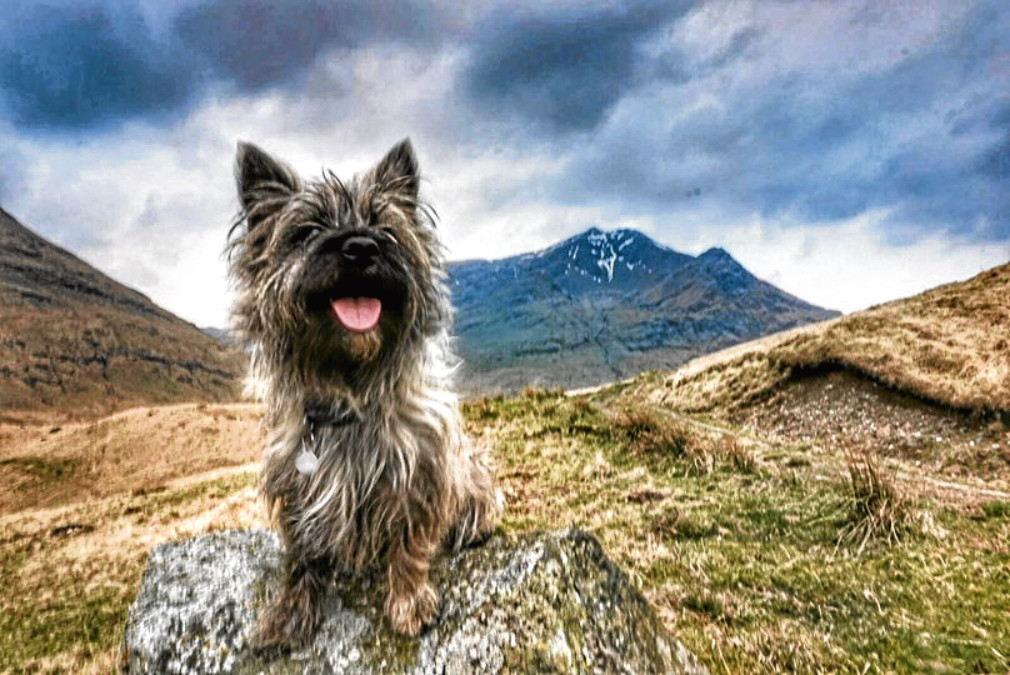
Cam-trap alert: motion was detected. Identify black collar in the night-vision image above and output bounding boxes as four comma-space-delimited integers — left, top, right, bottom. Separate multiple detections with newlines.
303, 399, 357, 431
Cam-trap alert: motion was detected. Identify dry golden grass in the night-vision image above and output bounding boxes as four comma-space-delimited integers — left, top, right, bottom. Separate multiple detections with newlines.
1, 467, 265, 673
0, 401, 266, 673
0, 403, 263, 514
655, 262, 1010, 415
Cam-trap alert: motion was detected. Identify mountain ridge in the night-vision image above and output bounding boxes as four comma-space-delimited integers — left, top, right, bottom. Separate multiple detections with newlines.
448, 227, 839, 392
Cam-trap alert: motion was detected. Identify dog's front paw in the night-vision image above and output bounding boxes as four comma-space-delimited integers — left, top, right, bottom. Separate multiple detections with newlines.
385, 582, 439, 637
252, 593, 321, 650
449, 487, 503, 550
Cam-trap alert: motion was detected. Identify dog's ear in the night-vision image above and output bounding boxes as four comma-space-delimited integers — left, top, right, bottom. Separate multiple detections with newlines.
372, 138, 419, 201
235, 141, 301, 228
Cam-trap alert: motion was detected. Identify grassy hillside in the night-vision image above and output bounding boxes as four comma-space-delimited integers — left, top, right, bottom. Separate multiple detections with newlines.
0, 403, 263, 514
652, 262, 1010, 416
1, 263, 1008, 672
2, 389, 1007, 673
0, 207, 245, 421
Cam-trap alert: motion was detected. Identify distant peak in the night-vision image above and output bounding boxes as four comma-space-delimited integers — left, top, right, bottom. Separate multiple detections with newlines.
699, 246, 732, 260
572, 226, 648, 247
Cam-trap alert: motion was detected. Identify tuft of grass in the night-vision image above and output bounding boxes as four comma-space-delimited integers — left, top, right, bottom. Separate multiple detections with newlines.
650, 508, 718, 541
716, 434, 759, 474
837, 451, 915, 554
520, 385, 564, 402
611, 409, 713, 475
460, 394, 504, 421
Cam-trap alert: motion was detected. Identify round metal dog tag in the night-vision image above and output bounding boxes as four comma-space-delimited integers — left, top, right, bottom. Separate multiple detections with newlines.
295, 448, 319, 476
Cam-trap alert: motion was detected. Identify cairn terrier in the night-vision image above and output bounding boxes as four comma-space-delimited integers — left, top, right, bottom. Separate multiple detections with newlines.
227, 139, 499, 646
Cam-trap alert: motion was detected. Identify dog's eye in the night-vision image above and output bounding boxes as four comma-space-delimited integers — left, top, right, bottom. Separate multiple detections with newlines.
286, 224, 322, 247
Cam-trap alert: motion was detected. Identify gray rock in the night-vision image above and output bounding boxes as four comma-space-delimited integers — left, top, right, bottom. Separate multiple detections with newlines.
121, 528, 706, 674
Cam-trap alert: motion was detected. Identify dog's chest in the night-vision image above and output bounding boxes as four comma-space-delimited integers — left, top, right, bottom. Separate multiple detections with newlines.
306, 408, 433, 489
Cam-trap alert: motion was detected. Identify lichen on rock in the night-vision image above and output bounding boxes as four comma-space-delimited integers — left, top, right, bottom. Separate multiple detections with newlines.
121, 528, 705, 674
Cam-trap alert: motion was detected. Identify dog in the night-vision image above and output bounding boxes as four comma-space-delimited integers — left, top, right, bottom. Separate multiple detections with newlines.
227, 138, 500, 646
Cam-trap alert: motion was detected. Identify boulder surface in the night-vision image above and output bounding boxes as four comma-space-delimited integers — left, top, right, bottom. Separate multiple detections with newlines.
121, 528, 706, 674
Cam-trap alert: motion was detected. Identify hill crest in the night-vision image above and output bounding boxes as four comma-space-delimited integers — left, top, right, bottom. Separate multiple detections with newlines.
652, 261, 1010, 416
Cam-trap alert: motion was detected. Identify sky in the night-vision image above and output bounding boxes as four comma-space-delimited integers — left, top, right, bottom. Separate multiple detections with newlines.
0, 0, 1007, 328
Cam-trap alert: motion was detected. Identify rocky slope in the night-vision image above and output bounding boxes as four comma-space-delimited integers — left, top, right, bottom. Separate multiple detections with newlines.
449, 227, 838, 392
0, 207, 244, 419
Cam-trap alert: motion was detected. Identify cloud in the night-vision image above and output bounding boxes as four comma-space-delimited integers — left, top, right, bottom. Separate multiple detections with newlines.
0, 0, 444, 133
174, 0, 440, 92
462, 2, 691, 133
0, 0, 1006, 329
0, 2, 197, 130
0, 132, 25, 204
544, 0, 1008, 243
670, 209, 1010, 314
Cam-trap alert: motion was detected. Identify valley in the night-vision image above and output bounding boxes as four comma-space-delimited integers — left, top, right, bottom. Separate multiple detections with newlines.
2, 262, 1007, 672
1, 212, 1007, 672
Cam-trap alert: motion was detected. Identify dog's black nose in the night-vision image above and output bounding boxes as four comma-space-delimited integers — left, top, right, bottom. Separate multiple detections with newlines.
340, 236, 379, 264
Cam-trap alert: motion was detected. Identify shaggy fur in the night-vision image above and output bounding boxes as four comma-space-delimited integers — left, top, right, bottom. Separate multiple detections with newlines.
227, 139, 499, 646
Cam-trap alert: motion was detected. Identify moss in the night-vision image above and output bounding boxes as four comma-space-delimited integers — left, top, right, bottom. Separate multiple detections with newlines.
980, 499, 1010, 520
0, 455, 79, 488
0, 581, 134, 672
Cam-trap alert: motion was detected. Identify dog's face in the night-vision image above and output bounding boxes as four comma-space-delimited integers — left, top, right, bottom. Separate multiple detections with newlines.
229, 140, 447, 387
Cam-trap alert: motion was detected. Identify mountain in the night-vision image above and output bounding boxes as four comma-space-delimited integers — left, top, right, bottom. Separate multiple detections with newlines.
0, 207, 244, 420
448, 227, 839, 392
200, 326, 235, 345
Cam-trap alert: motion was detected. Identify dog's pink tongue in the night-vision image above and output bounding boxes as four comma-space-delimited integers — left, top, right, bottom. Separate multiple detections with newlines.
331, 297, 381, 332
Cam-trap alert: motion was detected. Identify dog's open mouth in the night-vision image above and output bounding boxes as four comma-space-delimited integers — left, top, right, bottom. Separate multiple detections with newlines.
331, 297, 382, 332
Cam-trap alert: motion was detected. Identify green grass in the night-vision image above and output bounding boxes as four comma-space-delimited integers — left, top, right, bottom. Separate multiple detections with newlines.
1, 456, 79, 484
980, 500, 1010, 520
464, 388, 1010, 673
3, 388, 1007, 672
0, 580, 136, 672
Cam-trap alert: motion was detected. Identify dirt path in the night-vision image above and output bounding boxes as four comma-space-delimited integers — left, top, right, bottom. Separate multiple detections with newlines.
644, 385, 1010, 508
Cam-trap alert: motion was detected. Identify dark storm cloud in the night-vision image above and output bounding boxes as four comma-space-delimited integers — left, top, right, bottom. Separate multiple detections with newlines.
0, 0, 438, 132
0, 3, 196, 130
174, 0, 438, 93
462, 2, 692, 133
2, 0, 1007, 247
552, 1, 1009, 242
